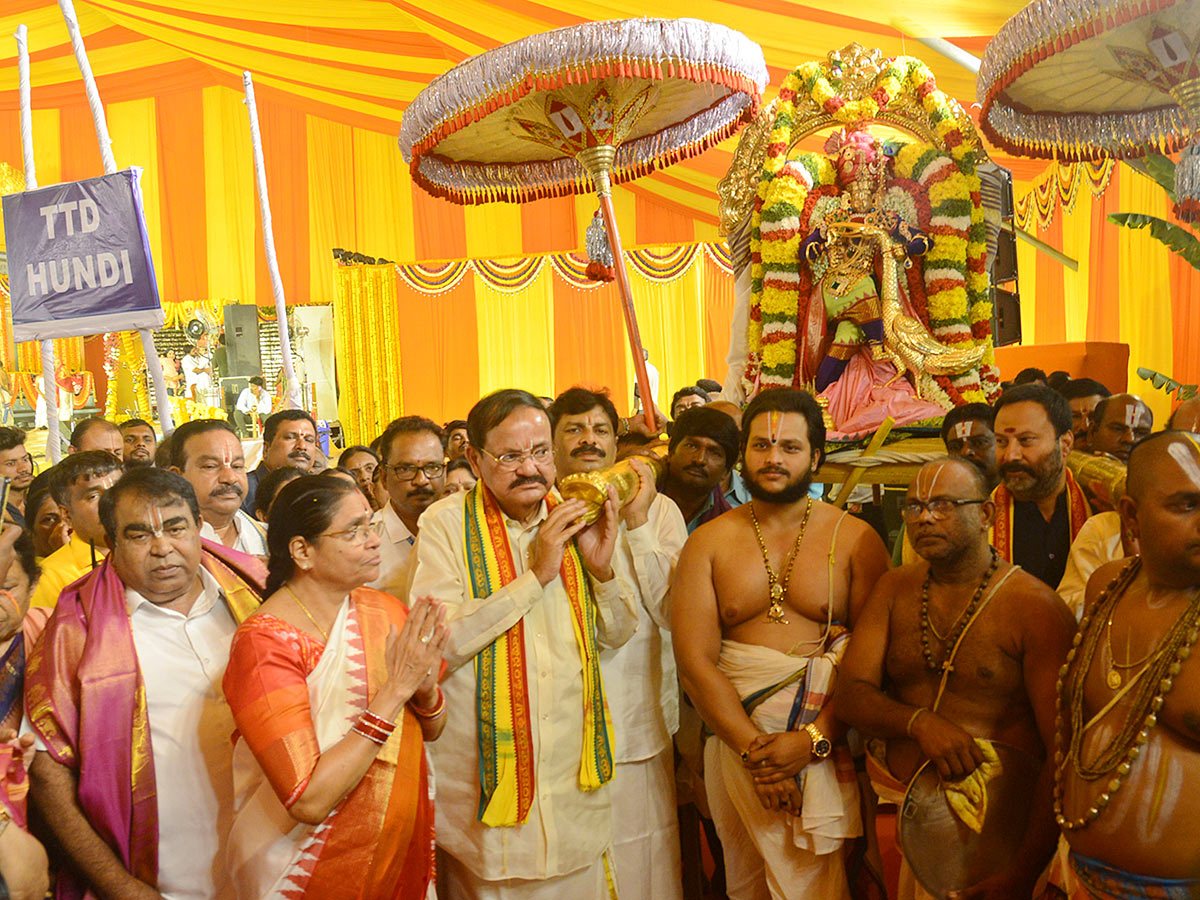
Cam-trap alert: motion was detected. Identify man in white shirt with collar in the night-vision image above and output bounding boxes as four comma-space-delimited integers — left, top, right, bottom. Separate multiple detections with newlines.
232, 376, 272, 438
170, 418, 267, 557
26, 467, 265, 900
368, 415, 445, 597
410, 388, 639, 899
549, 386, 687, 900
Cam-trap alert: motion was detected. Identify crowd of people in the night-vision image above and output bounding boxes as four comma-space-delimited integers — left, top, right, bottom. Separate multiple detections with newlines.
0, 363, 1191, 900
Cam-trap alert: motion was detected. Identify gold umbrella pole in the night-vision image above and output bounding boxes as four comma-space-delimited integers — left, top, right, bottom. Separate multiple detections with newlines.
579, 144, 657, 431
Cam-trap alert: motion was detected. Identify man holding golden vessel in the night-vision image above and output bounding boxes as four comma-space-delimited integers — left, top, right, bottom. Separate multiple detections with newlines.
551, 386, 687, 900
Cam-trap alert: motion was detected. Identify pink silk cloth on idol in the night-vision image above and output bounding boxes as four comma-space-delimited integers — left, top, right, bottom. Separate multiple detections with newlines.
820, 352, 946, 440
24, 539, 265, 900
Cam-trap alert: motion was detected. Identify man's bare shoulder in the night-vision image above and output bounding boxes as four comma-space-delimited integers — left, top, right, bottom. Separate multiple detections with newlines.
998, 565, 1077, 633
686, 503, 752, 548
1080, 558, 1131, 615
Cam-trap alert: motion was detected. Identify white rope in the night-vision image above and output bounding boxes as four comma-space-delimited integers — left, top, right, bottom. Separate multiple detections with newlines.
56, 0, 174, 433
16, 24, 62, 463
243, 71, 302, 410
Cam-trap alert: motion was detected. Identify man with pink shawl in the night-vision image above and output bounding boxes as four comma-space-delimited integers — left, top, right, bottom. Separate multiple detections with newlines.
25, 468, 264, 900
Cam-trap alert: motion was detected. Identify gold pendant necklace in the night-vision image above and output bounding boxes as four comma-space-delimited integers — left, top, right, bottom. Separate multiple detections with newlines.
750, 497, 813, 625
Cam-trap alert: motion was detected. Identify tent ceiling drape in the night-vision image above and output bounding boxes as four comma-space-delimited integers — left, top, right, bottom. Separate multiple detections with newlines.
2, 1, 1053, 276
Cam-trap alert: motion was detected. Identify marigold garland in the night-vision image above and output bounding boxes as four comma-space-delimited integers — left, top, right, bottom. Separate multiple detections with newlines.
744, 55, 998, 404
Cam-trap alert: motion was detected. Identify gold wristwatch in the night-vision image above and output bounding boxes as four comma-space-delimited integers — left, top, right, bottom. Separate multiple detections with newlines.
804, 723, 832, 759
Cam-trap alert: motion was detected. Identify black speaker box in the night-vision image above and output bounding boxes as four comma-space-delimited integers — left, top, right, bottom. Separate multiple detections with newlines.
223, 304, 260, 377
992, 287, 1022, 347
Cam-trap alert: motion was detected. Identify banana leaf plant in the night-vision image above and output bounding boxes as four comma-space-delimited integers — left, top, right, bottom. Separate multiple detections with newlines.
1109, 155, 1200, 273
1136, 367, 1197, 401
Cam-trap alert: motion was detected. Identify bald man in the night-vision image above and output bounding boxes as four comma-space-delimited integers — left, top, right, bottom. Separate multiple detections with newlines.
1167, 397, 1200, 433
1086, 394, 1152, 463
1055, 432, 1200, 897
838, 457, 1076, 900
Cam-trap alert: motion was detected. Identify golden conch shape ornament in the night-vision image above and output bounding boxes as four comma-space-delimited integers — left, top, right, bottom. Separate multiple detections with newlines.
559, 443, 668, 524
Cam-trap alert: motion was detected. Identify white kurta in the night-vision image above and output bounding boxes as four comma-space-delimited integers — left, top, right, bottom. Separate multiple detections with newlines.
409, 491, 638, 893
199, 510, 268, 557
366, 502, 414, 598
602, 493, 687, 900
129, 568, 239, 900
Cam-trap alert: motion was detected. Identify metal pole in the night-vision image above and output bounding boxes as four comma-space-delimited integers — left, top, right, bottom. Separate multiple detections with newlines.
243, 71, 302, 410
56, 0, 174, 432
15, 24, 62, 463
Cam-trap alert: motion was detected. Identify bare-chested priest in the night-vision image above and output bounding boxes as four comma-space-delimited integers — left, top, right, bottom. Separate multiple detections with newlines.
1055, 431, 1200, 898
672, 387, 889, 899
837, 456, 1076, 900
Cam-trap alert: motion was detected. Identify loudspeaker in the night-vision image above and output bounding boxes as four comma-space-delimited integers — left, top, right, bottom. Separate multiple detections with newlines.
992, 287, 1022, 347
223, 304, 260, 377
993, 228, 1018, 284
220, 376, 250, 418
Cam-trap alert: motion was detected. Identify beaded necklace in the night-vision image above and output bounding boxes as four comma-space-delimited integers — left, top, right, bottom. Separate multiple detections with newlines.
919, 548, 1000, 673
1053, 557, 1200, 832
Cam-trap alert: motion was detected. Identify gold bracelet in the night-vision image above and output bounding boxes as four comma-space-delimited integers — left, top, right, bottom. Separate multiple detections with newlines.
906, 707, 927, 737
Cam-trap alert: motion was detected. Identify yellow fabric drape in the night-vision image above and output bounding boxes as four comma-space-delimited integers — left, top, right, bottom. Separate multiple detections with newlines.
474, 267, 556, 399
1117, 170, 1174, 425
1060, 191, 1092, 344
625, 255, 707, 414
333, 265, 403, 444
203, 86, 257, 304
107, 98, 164, 298
307, 118, 357, 306
352, 129, 417, 266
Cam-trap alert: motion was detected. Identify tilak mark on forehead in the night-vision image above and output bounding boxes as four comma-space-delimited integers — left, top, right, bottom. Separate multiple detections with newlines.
1167, 435, 1200, 492
148, 503, 165, 539
767, 410, 781, 445
954, 421, 973, 440
916, 462, 947, 502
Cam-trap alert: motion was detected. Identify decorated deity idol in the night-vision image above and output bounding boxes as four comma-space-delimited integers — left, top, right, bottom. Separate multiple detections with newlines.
719, 44, 1000, 437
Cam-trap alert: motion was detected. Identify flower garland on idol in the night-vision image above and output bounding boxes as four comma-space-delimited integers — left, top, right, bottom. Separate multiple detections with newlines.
745, 56, 997, 404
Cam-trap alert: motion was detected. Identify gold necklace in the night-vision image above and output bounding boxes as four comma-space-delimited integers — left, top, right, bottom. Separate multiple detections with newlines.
749, 498, 813, 625
284, 583, 329, 641
1103, 604, 1160, 690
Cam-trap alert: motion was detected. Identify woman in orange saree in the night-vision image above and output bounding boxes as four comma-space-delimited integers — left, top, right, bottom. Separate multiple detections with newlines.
223, 476, 448, 900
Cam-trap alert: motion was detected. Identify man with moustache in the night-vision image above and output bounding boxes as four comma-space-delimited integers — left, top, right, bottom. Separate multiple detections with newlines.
1085, 394, 1153, 464
409, 388, 638, 899
367, 416, 445, 598
26, 467, 265, 900
662, 406, 742, 532
838, 456, 1076, 900
991, 384, 1091, 589
0, 426, 35, 522
170, 419, 267, 556
550, 386, 687, 900
119, 419, 157, 468
1059, 379, 1111, 453
240, 409, 317, 516
1055, 432, 1200, 898
672, 388, 890, 898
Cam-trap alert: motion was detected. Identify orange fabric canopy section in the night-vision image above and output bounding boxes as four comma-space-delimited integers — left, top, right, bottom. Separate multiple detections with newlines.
0, 0, 1048, 301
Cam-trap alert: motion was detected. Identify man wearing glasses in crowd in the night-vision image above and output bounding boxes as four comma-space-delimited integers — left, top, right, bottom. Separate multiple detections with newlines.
367, 416, 446, 597
0, 426, 35, 525
409, 388, 638, 898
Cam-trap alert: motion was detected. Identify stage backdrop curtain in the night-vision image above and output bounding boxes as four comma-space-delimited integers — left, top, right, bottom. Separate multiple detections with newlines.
1012, 165, 1184, 424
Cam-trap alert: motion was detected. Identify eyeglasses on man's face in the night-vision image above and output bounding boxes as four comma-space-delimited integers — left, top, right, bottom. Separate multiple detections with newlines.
477, 445, 552, 471
901, 498, 986, 522
384, 462, 446, 481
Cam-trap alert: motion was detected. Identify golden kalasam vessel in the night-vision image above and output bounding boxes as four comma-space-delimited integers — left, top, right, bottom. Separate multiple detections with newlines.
559, 442, 668, 524
1065, 450, 1126, 511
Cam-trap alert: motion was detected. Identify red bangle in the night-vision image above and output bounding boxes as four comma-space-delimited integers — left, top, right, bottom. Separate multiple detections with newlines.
410, 688, 445, 719
351, 722, 389, 746
360, 709, 397, 734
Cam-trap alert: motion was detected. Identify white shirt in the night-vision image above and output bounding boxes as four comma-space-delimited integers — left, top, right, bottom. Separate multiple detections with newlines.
181, 354, 212, 392
130, 567, 238, 900
1057, 511, 1124, 618
366, 503, 414, 599
410, 491, 638, 881
199, 510, 268, 557
235, 387, 271, 416
602, 493, 687, 762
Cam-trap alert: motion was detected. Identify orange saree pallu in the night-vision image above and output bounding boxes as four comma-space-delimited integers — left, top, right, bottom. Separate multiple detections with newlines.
24, 541, 264, 900
223, 587, 434, 900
